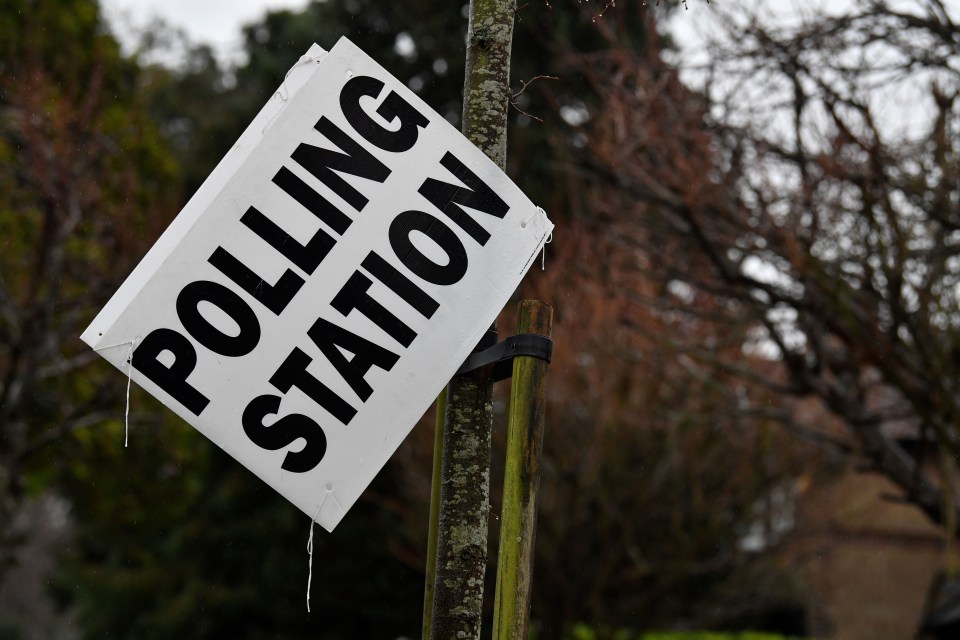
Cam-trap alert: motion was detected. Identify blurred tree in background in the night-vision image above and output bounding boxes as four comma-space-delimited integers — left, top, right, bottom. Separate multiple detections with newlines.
0, 0, 178, 575
578, 0, 960, 530
159, 0, 811, 634
17, 0, 958, 638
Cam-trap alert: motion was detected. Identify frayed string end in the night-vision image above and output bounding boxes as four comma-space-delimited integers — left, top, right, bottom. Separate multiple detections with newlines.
124, 337, 141, 447
94, 337, 141, 447
541, 229, 553, 271
307, 491, 330, 613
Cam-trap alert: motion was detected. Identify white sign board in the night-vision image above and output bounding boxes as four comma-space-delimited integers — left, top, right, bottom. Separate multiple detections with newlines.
81, 37, 553, 532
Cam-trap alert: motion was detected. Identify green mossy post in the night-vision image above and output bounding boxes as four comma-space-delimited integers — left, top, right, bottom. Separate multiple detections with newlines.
493, 301, 552, 640
427, 0, 516, 638
421, 389, 446, 638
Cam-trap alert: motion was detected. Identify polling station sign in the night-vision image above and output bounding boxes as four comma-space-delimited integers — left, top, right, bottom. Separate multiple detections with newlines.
81, 37, 553, 532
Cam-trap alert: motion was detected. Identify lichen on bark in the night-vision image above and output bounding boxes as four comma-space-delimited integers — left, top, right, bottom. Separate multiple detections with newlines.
430, 372, 496, 638
461, 0, 517, 171
428, 1, 515, 638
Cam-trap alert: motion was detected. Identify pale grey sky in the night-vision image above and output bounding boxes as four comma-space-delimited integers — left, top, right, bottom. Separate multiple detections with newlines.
103, 0, 311, 63
102, 0, 718, 65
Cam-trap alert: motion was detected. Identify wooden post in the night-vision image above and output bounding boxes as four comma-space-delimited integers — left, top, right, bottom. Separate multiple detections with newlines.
421, 389, 446, 639
428, 0, 516, 638
493, 301, 552, 639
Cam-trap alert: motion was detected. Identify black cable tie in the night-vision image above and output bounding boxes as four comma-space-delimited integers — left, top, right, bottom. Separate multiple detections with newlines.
455, 333, 553, 381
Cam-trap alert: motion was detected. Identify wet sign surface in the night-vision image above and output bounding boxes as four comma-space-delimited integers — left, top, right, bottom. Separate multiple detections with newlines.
82, 38, 553, 531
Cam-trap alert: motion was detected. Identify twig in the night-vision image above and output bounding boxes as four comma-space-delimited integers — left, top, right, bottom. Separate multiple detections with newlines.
510, 75, 559, 123
512, 75, 559, 99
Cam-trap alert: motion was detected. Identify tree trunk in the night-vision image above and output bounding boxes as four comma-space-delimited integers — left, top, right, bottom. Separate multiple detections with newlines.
428, 1, 516, 638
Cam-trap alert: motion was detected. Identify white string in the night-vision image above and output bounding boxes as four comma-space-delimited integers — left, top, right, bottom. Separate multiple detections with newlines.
520, 205, 547, 230
307, 491, 330, 613
263, 55, 322, 134
93, 337, 140, 446
541, 230, 554, 271
276, 54, 319, 101
93, 338, 139, 352
518, 206, 554, 271
123, 337, 140, 447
